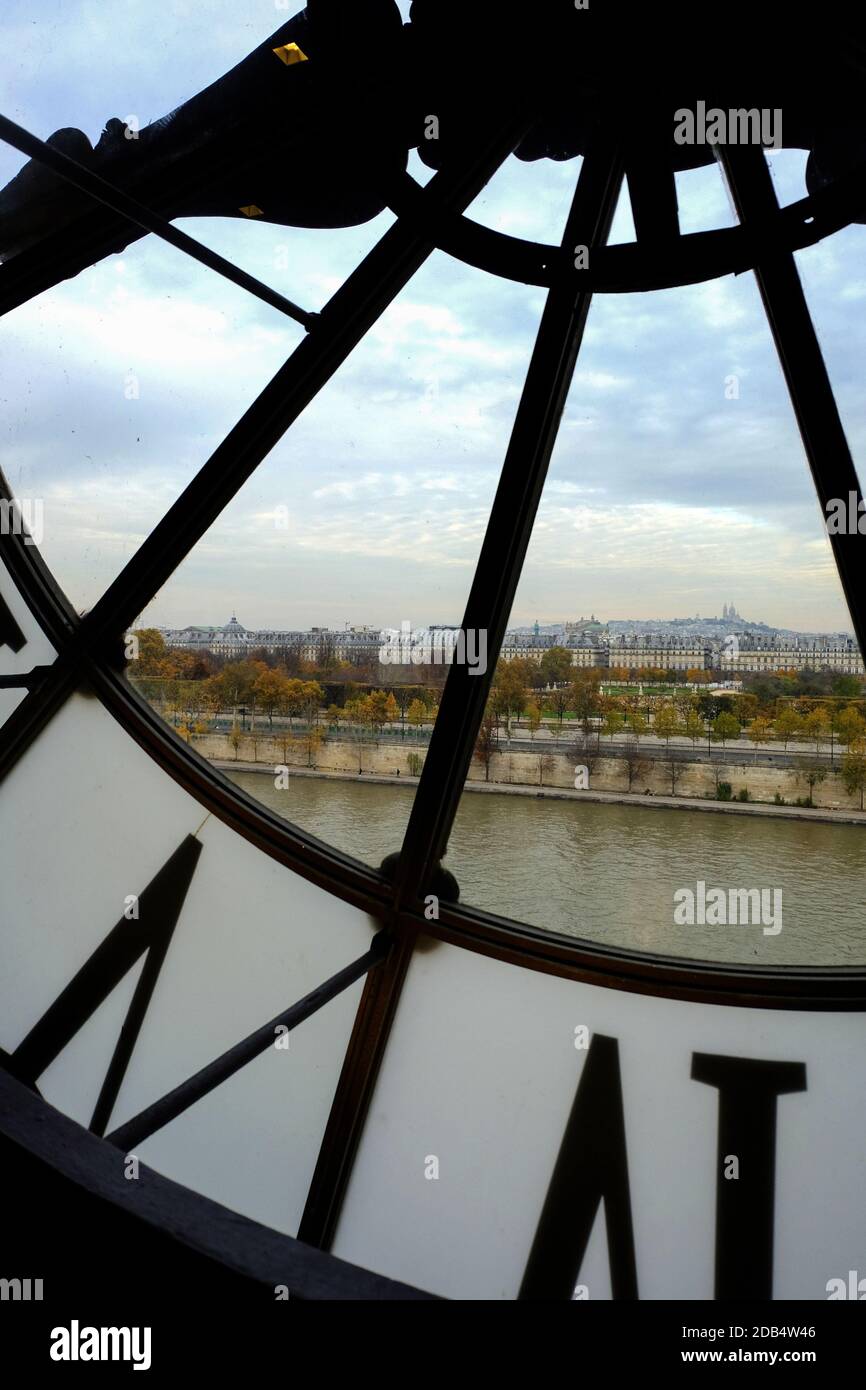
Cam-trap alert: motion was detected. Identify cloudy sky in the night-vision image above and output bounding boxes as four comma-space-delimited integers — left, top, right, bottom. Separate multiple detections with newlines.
2, 0, 864, 636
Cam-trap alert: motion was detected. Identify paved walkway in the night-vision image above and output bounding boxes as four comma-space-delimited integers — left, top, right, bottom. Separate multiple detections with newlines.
215, 761, 866, 826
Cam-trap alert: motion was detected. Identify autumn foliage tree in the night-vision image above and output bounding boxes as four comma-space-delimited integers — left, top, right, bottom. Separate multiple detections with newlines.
712, 711, 741, 746
539, 646, 574, 687
653, 704, 680, 746
492, 663, 528, 733
544, 687, 570, 728
836, 705, 866, 750
569, 673, 600, 732
774, 706, 802, 749
253, 668, 286, 728
841, 743, 866, 810
407, 698, 428, 732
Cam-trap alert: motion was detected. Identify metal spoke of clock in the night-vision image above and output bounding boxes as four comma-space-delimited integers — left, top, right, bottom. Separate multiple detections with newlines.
394, 145, 624, 916
297, 931, 415, 1249
106, 933, 391, 1151
0, 113, 316, 330
718, 145, 866, 656
626, 148, 679, 245
298, 146, 624, 1253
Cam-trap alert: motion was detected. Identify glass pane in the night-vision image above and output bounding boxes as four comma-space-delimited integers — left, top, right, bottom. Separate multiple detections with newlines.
794, 228, 866, 474
130, 249, 543, 869
444, 265, 865, 965
455, 148, 581, 242
675, 162, 737, 236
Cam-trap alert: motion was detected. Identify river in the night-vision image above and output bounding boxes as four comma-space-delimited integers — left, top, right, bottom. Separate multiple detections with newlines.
228, 771, 865, 966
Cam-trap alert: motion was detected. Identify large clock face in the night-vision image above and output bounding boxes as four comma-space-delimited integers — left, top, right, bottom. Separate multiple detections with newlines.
2, 1, 866, 1325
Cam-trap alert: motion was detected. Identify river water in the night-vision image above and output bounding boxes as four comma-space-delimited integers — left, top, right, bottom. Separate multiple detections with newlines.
229, 771, 865, 966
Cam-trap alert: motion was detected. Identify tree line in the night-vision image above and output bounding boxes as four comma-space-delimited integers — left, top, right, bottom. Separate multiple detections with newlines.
130, 631, 866, 805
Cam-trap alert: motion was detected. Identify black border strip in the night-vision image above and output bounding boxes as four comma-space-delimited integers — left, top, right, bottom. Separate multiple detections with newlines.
0, 1067, 438, 1300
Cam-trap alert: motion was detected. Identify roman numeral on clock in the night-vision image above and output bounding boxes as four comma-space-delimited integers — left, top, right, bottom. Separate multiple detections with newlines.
7, 835, 202, 1136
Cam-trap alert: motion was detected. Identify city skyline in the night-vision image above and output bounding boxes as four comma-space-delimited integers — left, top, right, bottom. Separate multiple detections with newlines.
153, 605, 856, 643
155, 610, 864, 678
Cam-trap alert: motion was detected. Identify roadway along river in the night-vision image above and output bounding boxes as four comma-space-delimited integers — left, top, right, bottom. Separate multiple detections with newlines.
229, 771, 865, 967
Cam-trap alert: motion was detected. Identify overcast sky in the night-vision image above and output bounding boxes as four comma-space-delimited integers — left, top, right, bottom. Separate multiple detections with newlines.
2, 1, 864, 636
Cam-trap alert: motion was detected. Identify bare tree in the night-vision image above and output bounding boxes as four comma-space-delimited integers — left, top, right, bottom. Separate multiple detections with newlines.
621, 739, 649, 792
663, 753, 684, 796
841, 747, 866, 810
709, 759, 726, 797
569, 728, 601, 779
473, 712, 499, 783
796, 758, 827, 807
538, 753, 556, 787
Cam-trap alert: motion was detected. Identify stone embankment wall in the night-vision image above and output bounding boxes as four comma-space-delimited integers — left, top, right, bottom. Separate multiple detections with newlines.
189, 732, 863, 812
